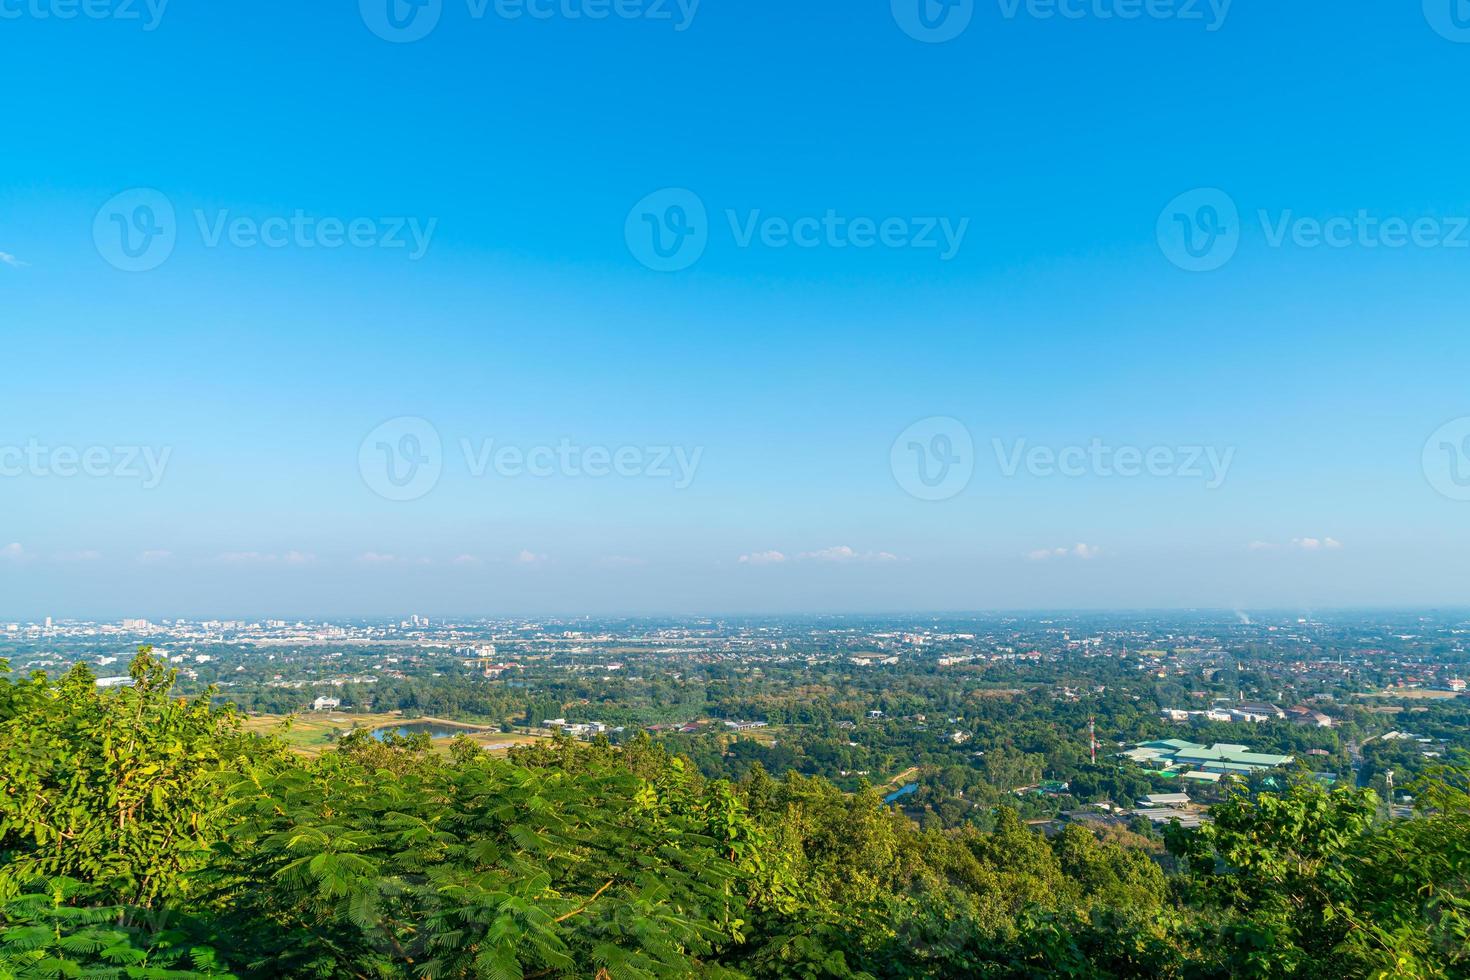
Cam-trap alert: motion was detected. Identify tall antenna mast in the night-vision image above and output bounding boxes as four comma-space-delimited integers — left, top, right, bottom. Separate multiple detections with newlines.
1089, 716, 1096, 765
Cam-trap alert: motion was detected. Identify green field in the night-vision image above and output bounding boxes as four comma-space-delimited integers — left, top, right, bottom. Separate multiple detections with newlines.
1358, 688, 1461, 701
241, 711, 542, 756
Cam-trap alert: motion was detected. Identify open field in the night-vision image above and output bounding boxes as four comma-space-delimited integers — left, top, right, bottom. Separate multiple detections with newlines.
1357, 689, 1462, 701
240, 712, 545, 757
882, 766, 921, 791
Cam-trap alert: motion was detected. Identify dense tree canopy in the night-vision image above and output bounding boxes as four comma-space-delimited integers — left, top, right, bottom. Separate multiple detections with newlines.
2, 650, 1468, 978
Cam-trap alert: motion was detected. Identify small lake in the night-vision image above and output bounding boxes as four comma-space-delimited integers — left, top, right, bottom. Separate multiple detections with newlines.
368, 721, 482, 741
884, 783, 919, 804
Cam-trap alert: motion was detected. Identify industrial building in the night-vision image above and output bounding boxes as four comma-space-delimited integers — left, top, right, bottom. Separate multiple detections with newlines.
1123, 738, 1295, 779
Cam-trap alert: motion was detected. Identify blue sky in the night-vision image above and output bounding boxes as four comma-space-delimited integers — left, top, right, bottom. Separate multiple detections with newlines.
4, 0, 1470, 617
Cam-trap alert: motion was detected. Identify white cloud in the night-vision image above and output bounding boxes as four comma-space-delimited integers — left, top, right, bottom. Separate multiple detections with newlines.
358, 551, 396, 565
1026, 543, 1100, 561
739, 546, 899, 565
516, 550, 546, 564
802, 545, 859, 562
137, 549, 171, 564
0, 251, 27, 269
1251, 538, 1343, 553
451, 554, 483, 566
217, 551, 273, 564
798, 546, 899, 563
0, 542, 25, 562
216, 550, 318, 565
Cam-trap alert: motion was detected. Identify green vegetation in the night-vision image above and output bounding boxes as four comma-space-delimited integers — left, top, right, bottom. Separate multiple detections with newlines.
238, 712, 537, 757
2, 649, 1468, 978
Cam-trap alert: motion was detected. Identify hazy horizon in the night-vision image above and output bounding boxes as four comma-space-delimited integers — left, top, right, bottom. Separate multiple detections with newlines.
8, 605, 1470, 625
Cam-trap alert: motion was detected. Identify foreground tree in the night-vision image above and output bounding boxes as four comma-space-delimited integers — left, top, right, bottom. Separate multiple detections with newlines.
1167, 773, 1470, 978
3, 651, 1469, 978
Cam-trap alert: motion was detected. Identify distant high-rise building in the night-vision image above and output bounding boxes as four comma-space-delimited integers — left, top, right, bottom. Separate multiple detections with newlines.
44, 617, 52, 629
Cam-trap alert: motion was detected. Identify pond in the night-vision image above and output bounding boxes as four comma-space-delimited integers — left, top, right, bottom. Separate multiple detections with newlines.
883, 783, 919, 805
368, 721, 482, 742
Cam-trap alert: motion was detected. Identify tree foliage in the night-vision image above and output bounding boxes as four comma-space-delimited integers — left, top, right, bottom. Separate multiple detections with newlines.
2, 652, 1468, 978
